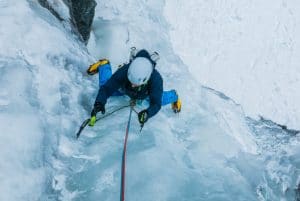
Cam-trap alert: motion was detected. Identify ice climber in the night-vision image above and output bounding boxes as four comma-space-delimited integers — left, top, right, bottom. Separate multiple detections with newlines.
87, 48, 181, 127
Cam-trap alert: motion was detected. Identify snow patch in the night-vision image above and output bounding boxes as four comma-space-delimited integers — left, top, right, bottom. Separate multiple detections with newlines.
52, 174, 79, 201
0, 90, 9, 106
164, 0, 300, 130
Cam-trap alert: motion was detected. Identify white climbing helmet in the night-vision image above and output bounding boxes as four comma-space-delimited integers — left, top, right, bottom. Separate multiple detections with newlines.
127, 57, 153, 85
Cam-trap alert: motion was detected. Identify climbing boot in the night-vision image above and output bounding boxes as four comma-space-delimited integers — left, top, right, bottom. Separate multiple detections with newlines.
87, 59, 109, 75
171, 98, 181, 113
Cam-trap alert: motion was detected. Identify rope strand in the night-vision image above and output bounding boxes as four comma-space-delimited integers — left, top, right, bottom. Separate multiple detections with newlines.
120, 105, 133, 201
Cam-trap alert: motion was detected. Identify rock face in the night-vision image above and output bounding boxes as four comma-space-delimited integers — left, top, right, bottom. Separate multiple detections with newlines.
38, 0, 97, 44
68, 0, 97, 43
38, 0, 64, 21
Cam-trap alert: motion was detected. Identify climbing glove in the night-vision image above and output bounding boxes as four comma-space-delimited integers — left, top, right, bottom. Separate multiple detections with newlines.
91, 102, 105, 116
89, 102, 105, 127
138, 110, 148, 124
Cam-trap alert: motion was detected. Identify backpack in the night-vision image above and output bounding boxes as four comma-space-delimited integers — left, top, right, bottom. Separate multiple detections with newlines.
129, 47, 160, 67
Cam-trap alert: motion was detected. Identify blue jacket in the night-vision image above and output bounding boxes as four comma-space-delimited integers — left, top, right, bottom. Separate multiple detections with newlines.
95, 64, 163, 118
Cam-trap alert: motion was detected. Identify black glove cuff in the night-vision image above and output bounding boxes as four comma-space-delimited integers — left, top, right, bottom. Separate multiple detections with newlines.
93, 102, 105, 114
91, 109, 97, 117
